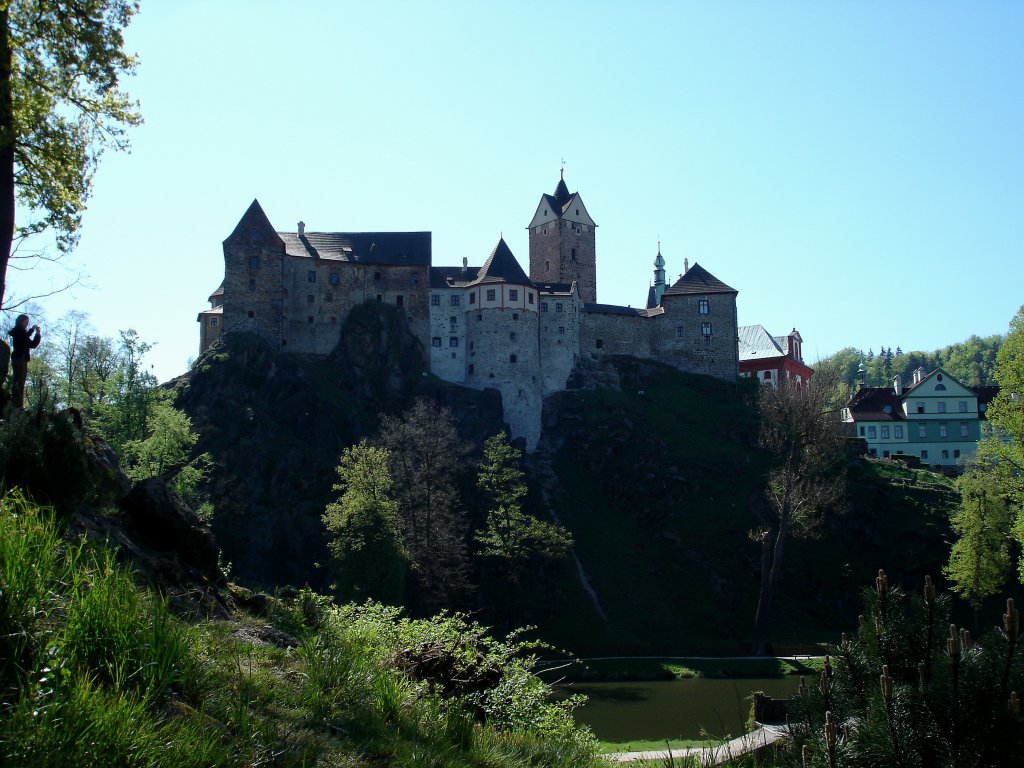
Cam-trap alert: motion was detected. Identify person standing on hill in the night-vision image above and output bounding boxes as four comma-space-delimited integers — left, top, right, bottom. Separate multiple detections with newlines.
8, 314, 41, 409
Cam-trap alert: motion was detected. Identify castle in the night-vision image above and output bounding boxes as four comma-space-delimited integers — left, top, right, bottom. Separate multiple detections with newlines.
199, 174, 739, 449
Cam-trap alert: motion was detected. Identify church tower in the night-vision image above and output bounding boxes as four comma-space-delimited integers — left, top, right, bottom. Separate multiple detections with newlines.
527, 171, 597, 303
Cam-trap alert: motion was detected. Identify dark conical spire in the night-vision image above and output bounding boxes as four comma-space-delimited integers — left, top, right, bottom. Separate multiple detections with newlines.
225, 199, 283, 246
553, 172, 572, 209
474, 237, 531, 284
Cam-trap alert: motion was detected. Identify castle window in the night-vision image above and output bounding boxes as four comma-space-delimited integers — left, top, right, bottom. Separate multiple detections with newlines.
374, 272, 381, 281
307, 294, 315, 303
247, 310, 255, 319
959, 400, 968, 412
249, 279, 256, 291
512, 313, 519, 321
431, 294, 440, 306
939, 424, 948, 437
596, 339, 603, 349
541, 302, 548, 312
477, 314, 482, 321
432, 337, 441, 348
528, 293, 534, 305
209, 317, 218, 327
704, 336, 712, 347
702, 322, 712, 336
555, 303, 563, 313
487, 289, 496, 301
510, 354, 517, 363
677, 326, 684, 338
450, 317, 457, 332
895, 426, 904, 438
510, 332, 516, 342
868, 426, 877, 439
396, 295, 404, 307
509, 289, 518, 301
330, 272, 340, 285
450, 337, 459, 348
571, 248, 577, 261
411, 274, 419, 284
918, 424, 927, 437
450, 295, 461, 306
764, 371, 772, 380
469, 341, 474, 351
917, 402, 925, 413
935, 383, 947, 391
331, 316, 337, 325
881, 426, 890, 438
543, 229, 547, 235
248, 256, 260, 269
576, 208, 579, 215
938, 401, 946, 413
954, 449, 961, 458
921, 450, 928, 460
376, 294, 383, 302
558, 326, 565, 335
859, 426, 864, 436
469, 293, 476, 304
452, 352, 456, 359
960, 422, 968, 437
698, 299, 709, 314
468, 364, 474, 374
308, 271, 316, 283
942, 449, 949, 460
308, 316, 314, 324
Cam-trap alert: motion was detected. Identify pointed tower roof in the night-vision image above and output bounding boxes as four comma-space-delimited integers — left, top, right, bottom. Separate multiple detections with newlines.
663, 263, 737, 296
472, 238, 531, 285
654, 244, 665, 268
224, 199, 284, 246
553, 171, 572, 209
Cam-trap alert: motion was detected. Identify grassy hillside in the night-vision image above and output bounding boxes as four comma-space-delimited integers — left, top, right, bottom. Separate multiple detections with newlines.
529, 357, 960, 656
0, 492, 602, 767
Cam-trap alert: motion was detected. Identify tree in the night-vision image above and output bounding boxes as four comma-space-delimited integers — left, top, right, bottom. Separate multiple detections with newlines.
944, 466, 1013, 624
475, 434, 571, 627
322, 441, 407, 605
752, 365, 846, 655
1, 0, 141, 308
375, 399, 471, 614
92, 328, 157, 452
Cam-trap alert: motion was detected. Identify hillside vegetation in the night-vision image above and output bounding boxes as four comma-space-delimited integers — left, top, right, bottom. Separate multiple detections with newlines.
0, 490, 601, 767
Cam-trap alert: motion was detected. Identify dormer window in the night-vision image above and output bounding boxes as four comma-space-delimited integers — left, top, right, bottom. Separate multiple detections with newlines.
248, 256, 259, 269
308, 271, 316, 283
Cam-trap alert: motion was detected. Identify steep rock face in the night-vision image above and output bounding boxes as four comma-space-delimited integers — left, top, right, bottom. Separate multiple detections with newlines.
172, 303, 506, 589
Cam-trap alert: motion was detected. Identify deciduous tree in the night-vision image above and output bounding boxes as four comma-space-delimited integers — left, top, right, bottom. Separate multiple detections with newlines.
1, 0, 141, 308
752, 365, 846, 655
322, 442, 407, 605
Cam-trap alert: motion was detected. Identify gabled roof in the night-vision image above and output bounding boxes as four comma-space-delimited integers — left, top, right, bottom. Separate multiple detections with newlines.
846, 387, 907, 422
278, 231, 431, 266
225, 199, 284, 247
663, 263, 737, 296
536, 281, 576, 295
738, 325, 785, 362
430, 265, 480, 289
584, 303, 664, 318
470, 238, 531, 286
903, 367, 976, 398
209, 283, 224, 300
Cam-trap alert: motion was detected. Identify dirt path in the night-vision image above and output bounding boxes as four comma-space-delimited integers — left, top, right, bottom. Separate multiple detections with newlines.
608, 725, 787, 764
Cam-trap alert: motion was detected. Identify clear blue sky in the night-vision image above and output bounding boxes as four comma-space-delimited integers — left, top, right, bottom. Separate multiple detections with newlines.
10, 0, 1024, 382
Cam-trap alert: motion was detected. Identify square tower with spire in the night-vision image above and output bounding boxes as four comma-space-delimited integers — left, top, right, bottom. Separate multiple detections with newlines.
527, 171, 598, 303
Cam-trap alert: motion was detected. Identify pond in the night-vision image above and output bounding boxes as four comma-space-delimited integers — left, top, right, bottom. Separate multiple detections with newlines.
563, 677, 802, 741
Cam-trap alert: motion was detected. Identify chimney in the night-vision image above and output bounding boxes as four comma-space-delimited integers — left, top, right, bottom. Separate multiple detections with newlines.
912, 366, 925, 385
298, 221, 305, 236
683, 258, 690, 274
893, 375, 902, 396
462, 257, 468, 275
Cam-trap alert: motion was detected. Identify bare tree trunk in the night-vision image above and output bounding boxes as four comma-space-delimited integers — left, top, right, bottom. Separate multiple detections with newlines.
0, 9, 14, 308
752, 498, 791, 655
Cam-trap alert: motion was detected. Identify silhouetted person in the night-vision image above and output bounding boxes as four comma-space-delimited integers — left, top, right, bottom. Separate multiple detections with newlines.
9, 314, 41, 409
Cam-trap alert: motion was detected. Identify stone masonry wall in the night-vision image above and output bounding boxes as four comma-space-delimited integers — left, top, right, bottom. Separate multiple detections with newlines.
428, 287, 467, 384
651, 294, 738, 381
222, 241, 286, 345
579, 312, 654, 361
538, 292, 582, 394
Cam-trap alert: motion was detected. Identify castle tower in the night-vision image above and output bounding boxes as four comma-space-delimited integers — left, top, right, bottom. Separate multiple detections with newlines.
647, 242, 667, 308
527, 171, 597, 303
464, 238, 543, 449
221, 199, 286, 345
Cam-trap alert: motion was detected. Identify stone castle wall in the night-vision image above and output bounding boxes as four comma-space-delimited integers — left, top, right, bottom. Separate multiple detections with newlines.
651, 294, 738, 381
537, 292, 582, 394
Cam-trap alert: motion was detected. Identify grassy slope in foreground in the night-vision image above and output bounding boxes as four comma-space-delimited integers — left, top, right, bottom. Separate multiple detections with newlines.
0, 493, 603, 768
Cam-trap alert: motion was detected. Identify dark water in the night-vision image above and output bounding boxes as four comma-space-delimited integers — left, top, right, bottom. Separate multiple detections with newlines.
564, 677, 801, 741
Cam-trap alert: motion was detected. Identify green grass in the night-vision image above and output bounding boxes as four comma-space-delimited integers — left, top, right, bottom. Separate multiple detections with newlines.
0, 491, 606, 767
599, 736, 723, 753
